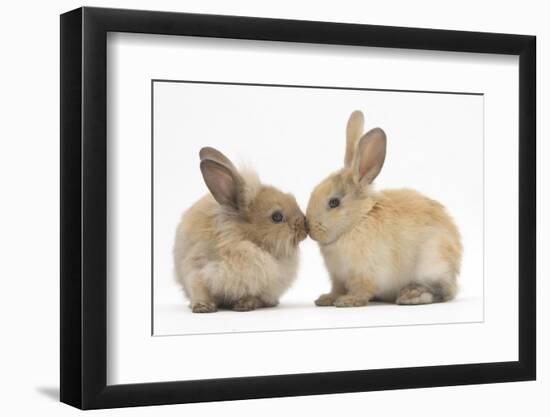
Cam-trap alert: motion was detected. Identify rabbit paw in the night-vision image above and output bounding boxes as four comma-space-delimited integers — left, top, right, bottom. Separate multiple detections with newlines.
315, 293, 338, 306
233, 296, 263, 312
396, 284, 434, 305
191, 301, 217, 313
261, 299, 279, 308
334, 295, 369, 307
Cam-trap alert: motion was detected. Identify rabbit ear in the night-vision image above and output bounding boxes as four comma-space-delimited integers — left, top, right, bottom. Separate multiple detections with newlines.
353, 128, 387, 186
199, 146, 243, 209
200, 158, 244, 209
344, 110, 365, 168
199, 146, 238, 171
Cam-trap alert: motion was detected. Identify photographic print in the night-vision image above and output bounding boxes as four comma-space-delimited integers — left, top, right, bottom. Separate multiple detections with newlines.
152, 80, 484, 336
61, 7, 535, 408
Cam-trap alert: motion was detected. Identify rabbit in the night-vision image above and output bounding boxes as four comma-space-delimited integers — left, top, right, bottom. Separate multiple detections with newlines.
174, 147, 308, 313
306, 110, 462, 307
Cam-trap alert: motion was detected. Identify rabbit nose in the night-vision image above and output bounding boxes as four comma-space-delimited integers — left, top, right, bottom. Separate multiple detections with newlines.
304, 217, 309, 234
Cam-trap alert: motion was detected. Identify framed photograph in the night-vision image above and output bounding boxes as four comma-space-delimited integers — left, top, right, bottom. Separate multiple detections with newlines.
60, 6, 536, 409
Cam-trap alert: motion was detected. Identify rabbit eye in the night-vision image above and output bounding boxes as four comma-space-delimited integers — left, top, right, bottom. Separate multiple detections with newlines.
271, 211, 284, 223
328, 198, 340, 209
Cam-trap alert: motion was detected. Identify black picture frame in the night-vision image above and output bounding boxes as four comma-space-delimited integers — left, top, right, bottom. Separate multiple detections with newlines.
60, 6, 536, 410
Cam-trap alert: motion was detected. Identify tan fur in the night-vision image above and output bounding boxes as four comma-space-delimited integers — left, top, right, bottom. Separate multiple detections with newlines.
307, 111, 462, 307
345, 110, 364, 167
174, 148, 307, 313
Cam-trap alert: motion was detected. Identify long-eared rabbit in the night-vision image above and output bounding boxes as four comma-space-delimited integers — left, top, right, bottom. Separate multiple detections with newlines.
174, 147, 307, 312
306, 111, 462, 307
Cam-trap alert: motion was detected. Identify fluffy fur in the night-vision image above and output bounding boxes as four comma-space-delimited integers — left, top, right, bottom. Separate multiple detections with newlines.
306, 111, 462, 307
174, 147, 307, 313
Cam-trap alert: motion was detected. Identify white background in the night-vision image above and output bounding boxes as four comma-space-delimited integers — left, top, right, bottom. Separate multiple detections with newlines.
0, 0, 546, 416
153, 81, 484, 335
110, 33, 516, 385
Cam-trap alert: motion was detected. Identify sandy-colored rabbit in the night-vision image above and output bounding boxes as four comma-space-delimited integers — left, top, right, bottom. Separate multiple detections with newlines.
174, 147, 307, 313
306, 111, 462, 307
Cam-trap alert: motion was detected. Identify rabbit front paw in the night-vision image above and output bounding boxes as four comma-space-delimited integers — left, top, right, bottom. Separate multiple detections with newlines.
333, 295, 369, 307
191, 301, 218, 313
315, 293, 338, 306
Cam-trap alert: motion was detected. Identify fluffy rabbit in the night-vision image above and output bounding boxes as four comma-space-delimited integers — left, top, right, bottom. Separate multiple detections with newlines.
306, 111, 462, 307
174, 147, 308, 313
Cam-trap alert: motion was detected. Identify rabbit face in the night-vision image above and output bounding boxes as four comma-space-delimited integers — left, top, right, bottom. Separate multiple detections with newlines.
243, 186, 307, 257
306, 117, 387, 245
306, 169, 365, 245
199, 146, 307, 259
